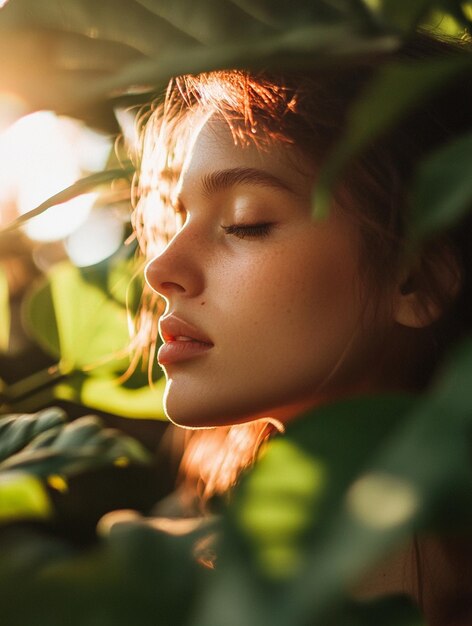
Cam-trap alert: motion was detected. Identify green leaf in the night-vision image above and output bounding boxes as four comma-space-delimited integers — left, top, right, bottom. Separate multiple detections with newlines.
409, 130, 472, 242
0, 471, 53, 523
0, 407, 67, 462
0, 0, 399, 126
19, 259, 165, 419
23, 261, 132, 375
281, 338, 472, 626
378, 0, 434, 33
0, 521, 202, 626
0, 0, 196, 57
134, 0, 274, 44
53, 373, 167, 420
228, 0, 379, 32
95, 23, 398, 100
0, 167, 134, 236
313, 55, 471, 218
0, 267, 10, 351
194, 394, 415, 626
0, 414, 151, 477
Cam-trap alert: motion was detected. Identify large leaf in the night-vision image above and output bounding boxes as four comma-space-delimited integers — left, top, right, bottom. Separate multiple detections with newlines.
53, 373, 167, 420
409, 130, 472, 242
0, 0, 192, 122
91, 23, 398, 100
313, 55, 471, 217
23, 261, 132, 375
194, 394, 416, 626
0, 0, 196, 56
0, 0, 395, 121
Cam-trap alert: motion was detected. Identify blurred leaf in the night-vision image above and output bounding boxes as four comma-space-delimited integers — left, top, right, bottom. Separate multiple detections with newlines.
0, 267, 9, 351
378, 0, 472, 35
18, 258, 166, 419
194, 394, 415, 626
313, 55, 471, 217
0, 414, 151, 478
410, 130, 472, 242
276, 338, 472, 626
23, 261, 131, 375
54, 373, 166, 420
231, 0, 382, 29
425, 6, 472, 36
0, 0, 196, 56
95, 24, 398, 99
0, 520, 203, 626
291, 338, 472, 626
378, 0, 434, 33
0, 167, 134, 236
0, 407, 67, 462
437, 0, 472, 29
0, 471, 53, 523
0, 0, 395, 124
134, 0, 274, 44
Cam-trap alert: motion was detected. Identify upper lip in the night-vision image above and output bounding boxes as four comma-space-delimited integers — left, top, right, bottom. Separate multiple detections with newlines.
159, 315, 213, 345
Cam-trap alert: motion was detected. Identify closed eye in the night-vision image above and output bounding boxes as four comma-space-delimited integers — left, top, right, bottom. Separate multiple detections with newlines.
221, 223, 273, 239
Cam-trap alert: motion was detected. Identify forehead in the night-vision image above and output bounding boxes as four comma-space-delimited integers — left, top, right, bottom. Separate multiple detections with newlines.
177, 117, 315, 198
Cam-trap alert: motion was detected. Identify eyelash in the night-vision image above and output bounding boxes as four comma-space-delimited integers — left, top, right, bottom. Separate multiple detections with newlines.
221, 223, 273, 239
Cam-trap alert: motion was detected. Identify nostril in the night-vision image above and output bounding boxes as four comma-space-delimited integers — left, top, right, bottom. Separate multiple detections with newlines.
160, 281, 185, 293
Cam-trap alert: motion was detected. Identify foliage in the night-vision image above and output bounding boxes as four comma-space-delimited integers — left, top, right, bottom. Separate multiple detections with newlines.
1, 256, 166, 418
0, 1, 472, 625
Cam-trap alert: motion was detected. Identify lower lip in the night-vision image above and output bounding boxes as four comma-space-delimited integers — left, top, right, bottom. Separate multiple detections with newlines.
158, 341, 213, 365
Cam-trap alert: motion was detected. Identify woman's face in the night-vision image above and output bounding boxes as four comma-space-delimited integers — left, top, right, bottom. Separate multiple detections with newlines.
145, 118, 393, 427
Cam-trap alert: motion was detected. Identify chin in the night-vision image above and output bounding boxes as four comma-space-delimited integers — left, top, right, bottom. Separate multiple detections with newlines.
163, 396, 223, 429
163, 394, 262, 430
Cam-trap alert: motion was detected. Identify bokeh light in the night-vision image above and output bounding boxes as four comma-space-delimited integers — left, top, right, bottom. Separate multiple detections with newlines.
66, 208, 126, 267
0, 111, 112, 245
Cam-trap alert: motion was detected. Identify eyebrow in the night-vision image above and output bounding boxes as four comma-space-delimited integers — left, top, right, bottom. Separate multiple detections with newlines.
200, 167, 296, 197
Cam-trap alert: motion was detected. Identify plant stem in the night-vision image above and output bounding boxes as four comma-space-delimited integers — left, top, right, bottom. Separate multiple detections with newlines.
0, 364, 64, 401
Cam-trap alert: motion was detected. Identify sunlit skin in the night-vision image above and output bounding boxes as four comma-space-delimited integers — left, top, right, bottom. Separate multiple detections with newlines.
145, 118, 405, 428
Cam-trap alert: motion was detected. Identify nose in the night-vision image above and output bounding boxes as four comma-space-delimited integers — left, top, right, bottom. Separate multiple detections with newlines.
144, 228, 204, 300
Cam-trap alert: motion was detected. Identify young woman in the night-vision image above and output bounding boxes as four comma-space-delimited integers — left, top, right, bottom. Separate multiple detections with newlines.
130, 32, 472, 625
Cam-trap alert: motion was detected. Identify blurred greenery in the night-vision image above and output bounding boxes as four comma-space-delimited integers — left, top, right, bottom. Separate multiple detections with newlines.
1, 258, 167, 418
313, 54, 472, 218
0, 1, 471, 625
410, 130, 472, 242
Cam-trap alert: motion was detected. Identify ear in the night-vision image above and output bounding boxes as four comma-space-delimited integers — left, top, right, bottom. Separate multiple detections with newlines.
393, 247, 462, 329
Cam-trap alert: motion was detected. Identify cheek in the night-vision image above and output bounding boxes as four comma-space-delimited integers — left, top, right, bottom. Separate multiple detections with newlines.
217, 233, 364, 362
257, 239, 362, 327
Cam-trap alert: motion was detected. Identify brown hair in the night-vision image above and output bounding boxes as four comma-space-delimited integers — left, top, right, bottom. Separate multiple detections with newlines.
131, 32, 472, 501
